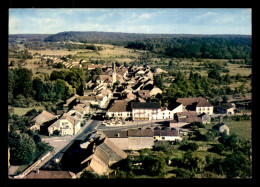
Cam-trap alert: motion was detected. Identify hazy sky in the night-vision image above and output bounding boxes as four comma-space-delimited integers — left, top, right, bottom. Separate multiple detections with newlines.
9, 8, 252, 35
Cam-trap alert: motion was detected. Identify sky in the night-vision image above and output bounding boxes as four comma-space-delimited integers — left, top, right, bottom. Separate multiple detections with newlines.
8, 8, 252, 35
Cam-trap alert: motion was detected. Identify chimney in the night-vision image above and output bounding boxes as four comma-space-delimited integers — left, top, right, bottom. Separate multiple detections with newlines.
36, 168, 39, 174
117, 133, 120, 137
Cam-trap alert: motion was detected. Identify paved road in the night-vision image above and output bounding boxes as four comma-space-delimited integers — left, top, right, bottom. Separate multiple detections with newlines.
97, 121, 163, 131
75, 120, 100, 140
39, 120, 101, 170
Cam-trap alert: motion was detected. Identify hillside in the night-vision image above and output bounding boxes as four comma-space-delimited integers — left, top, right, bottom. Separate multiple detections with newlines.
9, 31, 252, 59
44, 31, 252, 59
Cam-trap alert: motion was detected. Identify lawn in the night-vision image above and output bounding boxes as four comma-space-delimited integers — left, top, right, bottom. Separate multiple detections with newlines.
226, 120, 252, 140
10, 106, 45, 116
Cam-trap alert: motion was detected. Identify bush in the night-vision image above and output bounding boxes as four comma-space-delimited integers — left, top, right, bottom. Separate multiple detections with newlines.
80, 170, 100, 179
179, 142, 199, 151
142, 156, 168, 177
208, 143, 226, 154
174, 168, 195, 178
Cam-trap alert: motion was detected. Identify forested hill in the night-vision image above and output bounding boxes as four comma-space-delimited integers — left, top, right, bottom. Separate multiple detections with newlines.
10, 31, 252, 59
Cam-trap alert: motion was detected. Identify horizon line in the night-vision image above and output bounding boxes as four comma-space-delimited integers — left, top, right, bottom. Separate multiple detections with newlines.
8, 30, 252, 36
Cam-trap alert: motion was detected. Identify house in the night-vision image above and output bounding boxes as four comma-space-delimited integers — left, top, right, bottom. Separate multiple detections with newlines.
24, 170, 77, 179
78, 95, 107, 108
103, 128, 154, 150
67, 103, 90, 121
213, 123, 230, 135
128, 128, 154, 150
107, 100, 132, 120
214, 103, 236, 115
131, 102, 161, 120
175, 111, 202, 124
101, 130, 129, 150
153, 129, 182, 142
122, 91, 136, 102
63, 94, 80, 109
86, 64, 106, 70
148, 85, 163, 97
30, 110, 57, 131
201, 113, 211, 124
157, 108, 174, 120
48, 113, 81, 136
135, 70, 145, 77
137, 90, 151, 100
80, 135, 127, 175
176, 97, 214, 115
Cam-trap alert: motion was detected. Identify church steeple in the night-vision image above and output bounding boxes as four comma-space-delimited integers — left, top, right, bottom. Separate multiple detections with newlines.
112, 62, 117, 83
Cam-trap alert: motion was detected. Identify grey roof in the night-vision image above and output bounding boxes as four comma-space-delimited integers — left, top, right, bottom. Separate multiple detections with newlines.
131, 102, 160, 109
128, 129, 154, 137
103, 130, 128, 138
154, 129, 179, 137
215, 103, 233, 110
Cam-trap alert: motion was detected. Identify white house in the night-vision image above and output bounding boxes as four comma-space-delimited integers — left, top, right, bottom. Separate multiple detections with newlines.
30, 110, 57, 131
131, 102, 161, 121
176, 97, 214, 115
107, 100, 132, 120
148, 86, 163, 97
153, 129, 182, 142
48, 114, 81, 136
214, 103, 236, 115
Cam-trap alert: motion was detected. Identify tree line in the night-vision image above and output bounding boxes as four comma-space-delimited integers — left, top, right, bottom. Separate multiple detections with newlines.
126, 36, 251, 59
8, 67, 89, 108
10, 32, 251, 60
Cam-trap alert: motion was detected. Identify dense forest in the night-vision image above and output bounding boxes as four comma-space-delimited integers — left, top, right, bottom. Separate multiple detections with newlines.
9, 31, 252, 60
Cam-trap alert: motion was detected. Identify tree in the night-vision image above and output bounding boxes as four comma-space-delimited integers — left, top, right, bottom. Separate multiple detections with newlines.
9, 132, 37, 165
80, 170, 100, 179
55, 79, 76, 100
65, 68, 86, 95
33, 77, 46, 100
208, 68, 221, 80
223, 73, 231, 84
142, 156, 167, 177
222, 151, 251, 178
56, 62, 64, 68
50, 70, 68, 81
13, 68, 33, 98
179, 142, 199, 151
92, 67, 103, 75
154, 75, 163, 89
174, 168, 195, 178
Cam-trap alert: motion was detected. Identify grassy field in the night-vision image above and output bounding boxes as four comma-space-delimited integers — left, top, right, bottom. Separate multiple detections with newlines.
10, 106, 45, 116
29, 44, 142, 64
226, 120, 252, 140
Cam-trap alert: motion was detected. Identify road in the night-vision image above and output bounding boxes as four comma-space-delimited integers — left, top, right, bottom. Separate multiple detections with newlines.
38, 119, 101, 170
97, 120, 164, 131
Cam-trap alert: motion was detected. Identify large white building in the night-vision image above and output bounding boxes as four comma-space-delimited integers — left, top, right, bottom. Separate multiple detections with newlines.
107, 101, 183, 121
176, 97, 214, 115
106, 100, 132, 120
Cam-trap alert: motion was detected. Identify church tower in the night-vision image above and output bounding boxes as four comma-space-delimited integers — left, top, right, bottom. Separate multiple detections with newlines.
112, 62, 117, 83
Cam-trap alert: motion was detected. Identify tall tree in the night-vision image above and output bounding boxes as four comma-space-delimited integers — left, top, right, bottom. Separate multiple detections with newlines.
9, 132, 37, 165
13, 68, 33, 98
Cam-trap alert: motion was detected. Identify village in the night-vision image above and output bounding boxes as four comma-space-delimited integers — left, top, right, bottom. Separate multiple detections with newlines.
8, 57, 249, 179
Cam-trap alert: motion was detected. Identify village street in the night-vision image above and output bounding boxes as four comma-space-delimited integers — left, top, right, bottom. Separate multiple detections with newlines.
37, 119, 101, 170
97, 119, 173, 131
